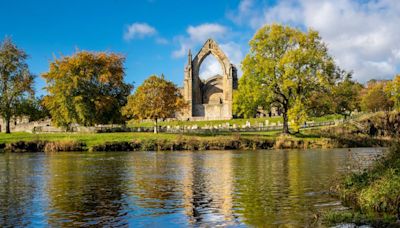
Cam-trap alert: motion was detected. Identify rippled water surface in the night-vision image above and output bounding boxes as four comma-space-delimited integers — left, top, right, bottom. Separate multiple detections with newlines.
0, 148, 383, 227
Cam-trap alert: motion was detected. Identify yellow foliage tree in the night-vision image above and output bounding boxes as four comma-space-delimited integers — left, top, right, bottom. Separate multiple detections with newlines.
387, 75, 400, 110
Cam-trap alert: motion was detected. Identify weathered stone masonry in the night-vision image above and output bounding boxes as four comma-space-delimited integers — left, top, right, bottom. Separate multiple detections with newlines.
181, 39, 238, 120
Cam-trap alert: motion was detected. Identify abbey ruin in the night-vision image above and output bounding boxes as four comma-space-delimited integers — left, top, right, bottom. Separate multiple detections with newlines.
180, 39, 238, 120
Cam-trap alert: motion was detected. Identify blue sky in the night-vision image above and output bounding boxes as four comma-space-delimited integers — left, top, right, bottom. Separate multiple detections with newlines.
1, 0, 400, 96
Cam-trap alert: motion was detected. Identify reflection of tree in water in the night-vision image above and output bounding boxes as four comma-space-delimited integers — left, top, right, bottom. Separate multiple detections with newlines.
0, 154, 44, 227
46, 153, 129, 227
127, 152, 184, 213
128, 152, 237, 226
232, 150, 343, 226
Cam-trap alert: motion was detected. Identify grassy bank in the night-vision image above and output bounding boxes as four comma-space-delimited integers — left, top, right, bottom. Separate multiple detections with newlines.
324, 143, 400, 226
0, 130, 351, 152
127, 114, 341, 128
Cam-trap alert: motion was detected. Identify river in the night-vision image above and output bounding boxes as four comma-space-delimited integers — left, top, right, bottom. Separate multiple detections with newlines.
0, 148, 383, 227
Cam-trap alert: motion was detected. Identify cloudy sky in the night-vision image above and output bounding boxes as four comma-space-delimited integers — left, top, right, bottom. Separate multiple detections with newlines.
1, 0, 399, 95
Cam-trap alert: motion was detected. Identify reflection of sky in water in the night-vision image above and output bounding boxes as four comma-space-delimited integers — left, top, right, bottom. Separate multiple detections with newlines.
0, 148, 384, 227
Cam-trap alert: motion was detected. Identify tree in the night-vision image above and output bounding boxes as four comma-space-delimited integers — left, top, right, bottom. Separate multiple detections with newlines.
360, 80, 393, 112
387, 74, 400, 110
0, 38, 35, 133
240, 24, 337, 134
42, 51, 133, 129
122, 75, 186, 133
332, 73, 363, 118
307, 90, 334, 117
16, 96, 50, 122
233, 73, 265, 118
288, 98, 307, 133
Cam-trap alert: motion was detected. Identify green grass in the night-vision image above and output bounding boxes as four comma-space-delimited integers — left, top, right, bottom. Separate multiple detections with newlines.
324, 143, 400, 226
0, 132, 179, 147
323, 210, 397, 227
0, 129, 324, 148
127, 114, 342, 128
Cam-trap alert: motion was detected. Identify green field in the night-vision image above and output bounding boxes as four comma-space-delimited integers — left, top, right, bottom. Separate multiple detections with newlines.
128, 114, 342, 128
0, 114, 343, 148
0, 132, 178, 147
0, 131, 287, 147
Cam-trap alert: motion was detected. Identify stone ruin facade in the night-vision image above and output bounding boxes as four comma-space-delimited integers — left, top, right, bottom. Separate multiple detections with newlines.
180, 39, 238, 120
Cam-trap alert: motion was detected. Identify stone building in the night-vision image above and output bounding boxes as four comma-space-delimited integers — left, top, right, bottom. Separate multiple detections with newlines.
180, 39, 238, 120
0, 116, 30, 133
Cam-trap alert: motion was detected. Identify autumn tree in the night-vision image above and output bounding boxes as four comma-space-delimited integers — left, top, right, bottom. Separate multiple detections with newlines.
387, 74, 400, 110
122, 75, 186, 133
0, 38, 35, 133
240, 24, 338, 134
42, 51, 133, 128
360, 80, 393, 112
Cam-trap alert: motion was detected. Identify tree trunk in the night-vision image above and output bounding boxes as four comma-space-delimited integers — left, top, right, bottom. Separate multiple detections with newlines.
282, 108, 289, 134
5, 117, 11, 134
153, 119, 158, 134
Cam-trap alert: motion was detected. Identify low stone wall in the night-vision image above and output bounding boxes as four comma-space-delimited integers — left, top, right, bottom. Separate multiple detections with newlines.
28, 120, 340, 134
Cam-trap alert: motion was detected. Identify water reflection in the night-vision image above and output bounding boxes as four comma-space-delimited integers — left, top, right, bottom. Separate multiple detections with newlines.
0, 148, 383, 227
45, 153, 130, 226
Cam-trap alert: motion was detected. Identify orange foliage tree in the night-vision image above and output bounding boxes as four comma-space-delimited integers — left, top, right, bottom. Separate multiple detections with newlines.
122, 75, 186, 133
42, 51, 133, 128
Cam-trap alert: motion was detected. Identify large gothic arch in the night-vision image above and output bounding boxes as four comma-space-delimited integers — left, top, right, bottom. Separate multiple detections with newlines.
182, 39, 238, 120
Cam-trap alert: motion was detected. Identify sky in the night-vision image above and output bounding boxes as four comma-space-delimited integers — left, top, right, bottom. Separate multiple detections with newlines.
1, 0, 400, 96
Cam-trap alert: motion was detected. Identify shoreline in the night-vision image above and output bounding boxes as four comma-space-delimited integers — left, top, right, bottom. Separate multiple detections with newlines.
0, 133, 392, 153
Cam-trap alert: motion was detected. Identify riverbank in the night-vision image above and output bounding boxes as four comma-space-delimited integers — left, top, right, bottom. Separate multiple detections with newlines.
324, 143, 400, 227
0, 130, 392, 153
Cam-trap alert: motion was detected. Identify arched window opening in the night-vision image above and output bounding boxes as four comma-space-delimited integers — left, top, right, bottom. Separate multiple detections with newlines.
199, 54, 223, 80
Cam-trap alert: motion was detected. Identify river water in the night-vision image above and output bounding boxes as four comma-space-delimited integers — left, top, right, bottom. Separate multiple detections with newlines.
0, 148, 383, 227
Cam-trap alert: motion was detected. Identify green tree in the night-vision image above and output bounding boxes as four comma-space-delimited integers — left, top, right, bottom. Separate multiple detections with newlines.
42, 51, 133, 128
122, 75, 186, 133
16, 96, 50, 121
332, 73, 363, 118
233, 73, 265, 118
387, 74, 400, 110
288, 98, 307, 133
240, 24, 337, 134
360, 80, 393, 112
0, 38, 35, 133
307, 90, 334, 117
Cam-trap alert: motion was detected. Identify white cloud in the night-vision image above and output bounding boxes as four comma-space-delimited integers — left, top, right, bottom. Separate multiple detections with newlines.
199, 55, 223, 79
230, 0, 400, 82
173, 24, 244, 79
155, 37, 169, 45
199, 41, 244, 79
172, 23, 228, 58
124, 23, 157, 41
226, 0, 255, 25
187, 24, 227, 42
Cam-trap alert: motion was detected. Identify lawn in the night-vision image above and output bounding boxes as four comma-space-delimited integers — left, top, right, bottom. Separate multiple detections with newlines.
0, 114, 344, 148
0, 131, 283, 147
0, 132, 178, 147
128, 114, 342, 128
